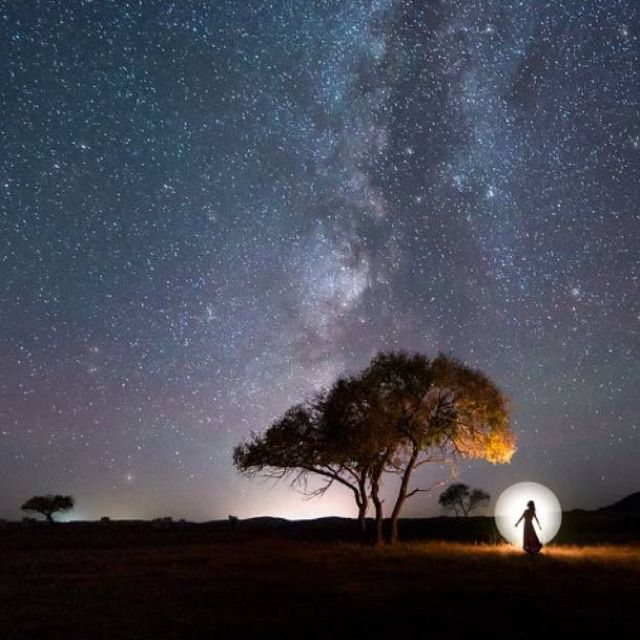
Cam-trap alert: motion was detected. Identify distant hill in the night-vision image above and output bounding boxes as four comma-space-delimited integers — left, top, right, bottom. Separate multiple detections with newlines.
598, 492, 640, 513
234, 516, 290, 528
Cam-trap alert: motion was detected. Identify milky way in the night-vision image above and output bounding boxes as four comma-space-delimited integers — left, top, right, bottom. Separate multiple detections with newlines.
1, 0, 639, 521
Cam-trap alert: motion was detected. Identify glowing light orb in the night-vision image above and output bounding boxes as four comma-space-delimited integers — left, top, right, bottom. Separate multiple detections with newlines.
494, 482, 562, 547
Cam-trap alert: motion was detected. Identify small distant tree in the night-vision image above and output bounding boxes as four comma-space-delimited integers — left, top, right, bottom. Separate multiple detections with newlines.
438, 483, 490, 517
21, 494, 74, 524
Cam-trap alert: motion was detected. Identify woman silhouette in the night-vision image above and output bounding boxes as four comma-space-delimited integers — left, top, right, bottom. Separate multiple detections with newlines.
514, 500, 543, 554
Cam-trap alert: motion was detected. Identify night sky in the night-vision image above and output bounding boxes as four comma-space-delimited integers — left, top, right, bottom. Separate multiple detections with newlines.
1, 0, 639, 522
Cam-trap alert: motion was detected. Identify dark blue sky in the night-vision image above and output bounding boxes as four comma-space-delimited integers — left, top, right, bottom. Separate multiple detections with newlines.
1, 0, 638, 521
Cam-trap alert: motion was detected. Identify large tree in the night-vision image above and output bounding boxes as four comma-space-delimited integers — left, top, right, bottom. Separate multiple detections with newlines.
361, 351, 515, 544
233, 379, 375, 537
233, 350, 516, 545
21, 494, 74, 524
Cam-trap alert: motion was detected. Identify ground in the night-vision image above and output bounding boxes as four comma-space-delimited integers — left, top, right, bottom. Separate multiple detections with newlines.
1, 524, 638, 639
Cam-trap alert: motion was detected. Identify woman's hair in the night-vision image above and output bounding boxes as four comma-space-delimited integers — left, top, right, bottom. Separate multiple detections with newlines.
527, 500, 535, 510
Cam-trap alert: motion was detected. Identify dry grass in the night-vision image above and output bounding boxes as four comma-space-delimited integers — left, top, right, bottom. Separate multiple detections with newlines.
368, 539, 640, 562
1, 532, 638, 639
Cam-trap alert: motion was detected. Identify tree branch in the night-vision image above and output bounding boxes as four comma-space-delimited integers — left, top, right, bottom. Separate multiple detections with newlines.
405, 478, 450, 499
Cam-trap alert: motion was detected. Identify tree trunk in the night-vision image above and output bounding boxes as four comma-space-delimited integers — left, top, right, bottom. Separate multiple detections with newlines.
371, 489, 384, 546
388, 501, 403, 545
357, 498, 368, 538
356, 474, 368, 540
45, 513, 54, 525
387, 445, 419, 545
369, 449, 392, 546
370, 471, 385, 546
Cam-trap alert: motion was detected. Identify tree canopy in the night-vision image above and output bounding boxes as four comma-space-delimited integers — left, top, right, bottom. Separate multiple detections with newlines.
233, 349, 516, 544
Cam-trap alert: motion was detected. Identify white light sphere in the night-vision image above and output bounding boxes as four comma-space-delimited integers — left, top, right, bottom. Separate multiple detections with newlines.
494, 482, 562, 547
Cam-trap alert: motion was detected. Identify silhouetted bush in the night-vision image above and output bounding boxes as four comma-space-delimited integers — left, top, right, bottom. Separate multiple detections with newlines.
152, 517, 173, 529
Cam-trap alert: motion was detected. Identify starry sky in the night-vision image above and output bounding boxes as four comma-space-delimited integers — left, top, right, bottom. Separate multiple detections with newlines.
1, 0, 639, 522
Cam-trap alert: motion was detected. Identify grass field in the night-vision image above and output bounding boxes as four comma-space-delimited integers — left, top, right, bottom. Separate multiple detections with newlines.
1, 526, 639, 639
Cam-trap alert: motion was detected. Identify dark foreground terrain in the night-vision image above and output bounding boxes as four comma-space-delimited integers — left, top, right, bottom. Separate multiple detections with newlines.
1, 515, 639, 639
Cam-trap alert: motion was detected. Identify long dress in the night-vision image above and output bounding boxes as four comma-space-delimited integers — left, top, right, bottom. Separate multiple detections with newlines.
522, 508, 543, 554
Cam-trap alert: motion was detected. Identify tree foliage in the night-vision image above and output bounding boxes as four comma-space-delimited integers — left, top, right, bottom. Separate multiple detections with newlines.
233, 380, 374, 535
21, 494, 74, 523
233, 350, 516, 544
438, 482, 491, 516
